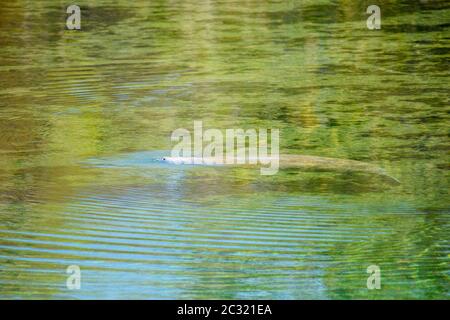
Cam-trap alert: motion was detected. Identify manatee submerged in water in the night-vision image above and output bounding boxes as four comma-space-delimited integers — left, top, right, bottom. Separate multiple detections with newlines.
161, 155, 400, 184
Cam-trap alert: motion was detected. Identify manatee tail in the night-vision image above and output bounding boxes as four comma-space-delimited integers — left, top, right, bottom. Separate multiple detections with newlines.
279, 155, 400, 185
373, 168, 401, 185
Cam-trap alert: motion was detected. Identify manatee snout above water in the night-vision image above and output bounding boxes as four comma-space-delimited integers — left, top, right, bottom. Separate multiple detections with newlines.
161, 155, 400, 184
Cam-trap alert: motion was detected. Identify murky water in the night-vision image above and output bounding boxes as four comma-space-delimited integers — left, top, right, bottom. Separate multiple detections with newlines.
0, 1, 449, 299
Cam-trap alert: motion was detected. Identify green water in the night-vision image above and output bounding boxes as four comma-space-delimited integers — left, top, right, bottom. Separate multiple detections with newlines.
0, 0, 449, 299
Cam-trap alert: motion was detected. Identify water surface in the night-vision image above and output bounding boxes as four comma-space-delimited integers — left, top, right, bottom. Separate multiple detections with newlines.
0, 0, 449, 299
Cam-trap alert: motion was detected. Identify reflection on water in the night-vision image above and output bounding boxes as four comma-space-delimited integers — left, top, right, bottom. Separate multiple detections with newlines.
0, 1, 448, 299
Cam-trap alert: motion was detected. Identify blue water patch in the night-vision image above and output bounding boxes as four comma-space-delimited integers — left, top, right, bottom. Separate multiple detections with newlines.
83, 151, 174, 169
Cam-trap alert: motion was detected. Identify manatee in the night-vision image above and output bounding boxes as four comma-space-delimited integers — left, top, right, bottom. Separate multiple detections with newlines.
161, 155, 400, 184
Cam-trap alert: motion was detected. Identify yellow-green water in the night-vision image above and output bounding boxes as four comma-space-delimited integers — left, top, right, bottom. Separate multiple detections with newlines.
0, 0, 448, 299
